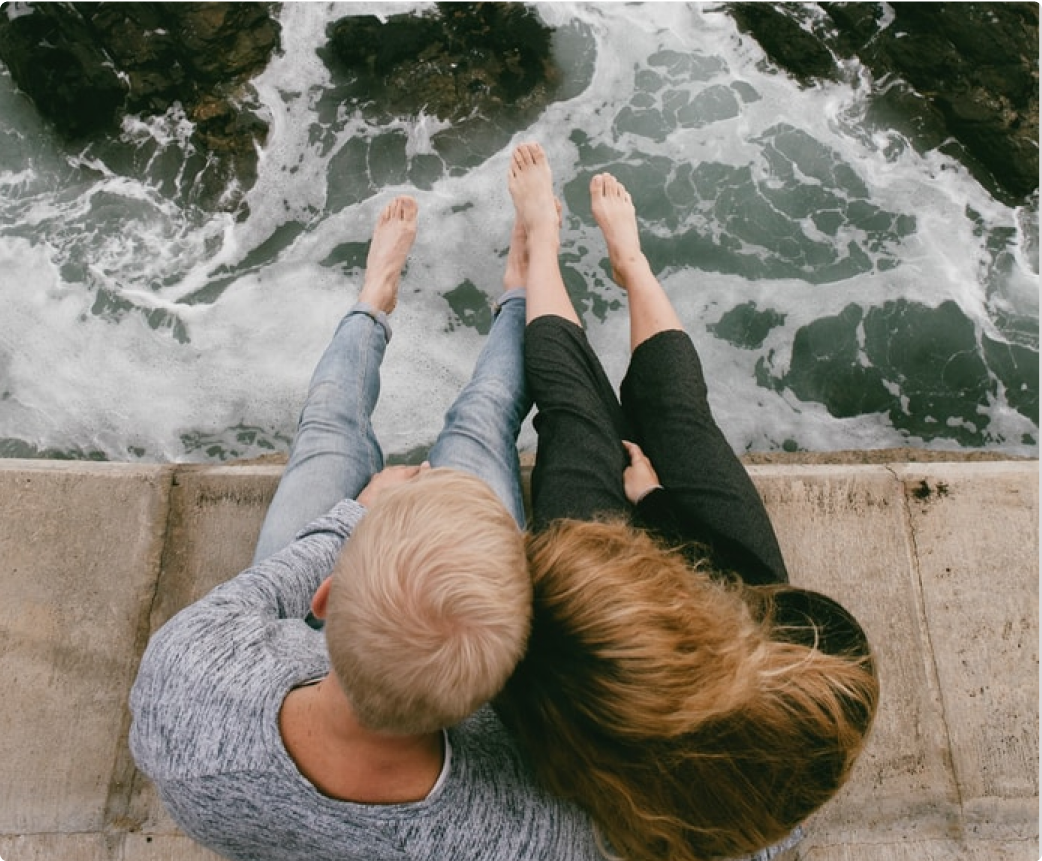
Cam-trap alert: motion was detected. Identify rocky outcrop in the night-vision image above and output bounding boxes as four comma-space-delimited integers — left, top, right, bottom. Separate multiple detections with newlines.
323, 2, 558, 124
0, 3, 560, 202
728, 2, 1039, 205
0, 2, 280, 198
4, 2, 1033, 211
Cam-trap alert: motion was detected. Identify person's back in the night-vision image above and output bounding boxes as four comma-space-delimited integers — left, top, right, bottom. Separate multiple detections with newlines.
130, 471, 604, 861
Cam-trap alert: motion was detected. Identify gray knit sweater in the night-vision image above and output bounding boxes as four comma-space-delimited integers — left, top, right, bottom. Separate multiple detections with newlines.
129, 498, 603, 860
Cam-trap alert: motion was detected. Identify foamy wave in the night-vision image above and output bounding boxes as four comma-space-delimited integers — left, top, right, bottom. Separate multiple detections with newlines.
0, 2, 1036, 461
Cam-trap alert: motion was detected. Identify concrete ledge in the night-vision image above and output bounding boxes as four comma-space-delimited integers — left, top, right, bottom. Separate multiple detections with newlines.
0, 458, 1037, 860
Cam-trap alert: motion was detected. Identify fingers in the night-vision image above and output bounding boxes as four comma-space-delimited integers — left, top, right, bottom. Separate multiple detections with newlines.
389, 461, 431, 481
622, 439, 648, 464
621, 439, 662, 505
386, 464, 422, 478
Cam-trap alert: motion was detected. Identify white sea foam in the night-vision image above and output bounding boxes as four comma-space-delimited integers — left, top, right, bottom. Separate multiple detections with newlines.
0, 2, 1036, 462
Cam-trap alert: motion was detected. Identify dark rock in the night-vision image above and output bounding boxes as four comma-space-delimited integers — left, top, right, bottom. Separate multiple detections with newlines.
727, 2, 1039, 203
729, 3, 840, 84
0, 2, 281, 204
324, 2, 558, 123
0, 3, 126, 137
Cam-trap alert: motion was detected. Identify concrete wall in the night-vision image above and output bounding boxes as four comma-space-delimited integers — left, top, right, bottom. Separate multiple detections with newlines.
0, 458, 1037, 860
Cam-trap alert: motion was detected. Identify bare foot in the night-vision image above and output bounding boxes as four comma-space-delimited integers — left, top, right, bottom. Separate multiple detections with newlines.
359, 195, 418, 314
507, 143, 559, 243
502, 199, 562, 291
590, 173, 651, 290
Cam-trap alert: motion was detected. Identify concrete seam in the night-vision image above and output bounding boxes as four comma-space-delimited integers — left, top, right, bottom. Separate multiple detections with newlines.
101, 465, 178, 835
886, 464, 967, 829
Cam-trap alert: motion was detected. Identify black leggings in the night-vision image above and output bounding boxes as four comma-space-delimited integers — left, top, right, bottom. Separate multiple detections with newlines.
524, 315, 788, 585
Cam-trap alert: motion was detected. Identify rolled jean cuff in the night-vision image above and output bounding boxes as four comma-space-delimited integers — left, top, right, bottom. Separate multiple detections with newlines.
493, 287, 526, 315
346, 301, 392, 342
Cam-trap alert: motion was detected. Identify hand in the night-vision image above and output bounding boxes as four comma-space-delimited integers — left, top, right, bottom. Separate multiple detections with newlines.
357, 462, 430, 507
622, 440, 661, 505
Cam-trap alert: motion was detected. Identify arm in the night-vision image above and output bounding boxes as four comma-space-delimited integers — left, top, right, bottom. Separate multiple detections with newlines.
621, 439, 779, 583
203, 463, 426, 619
621, 331, 788, 584
198, 497, 367, 620
129, 496, 364, 785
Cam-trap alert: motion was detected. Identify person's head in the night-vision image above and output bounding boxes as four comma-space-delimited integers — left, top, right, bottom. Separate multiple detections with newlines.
495, 518, 878, 861
324, 467, 531, 735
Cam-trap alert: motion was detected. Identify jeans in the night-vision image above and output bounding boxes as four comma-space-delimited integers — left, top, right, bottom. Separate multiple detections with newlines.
252, 288, 529, 564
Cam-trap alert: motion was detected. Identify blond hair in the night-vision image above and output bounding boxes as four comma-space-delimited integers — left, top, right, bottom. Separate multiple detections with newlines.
326, 468, 531, 735
495, 518, 878, 861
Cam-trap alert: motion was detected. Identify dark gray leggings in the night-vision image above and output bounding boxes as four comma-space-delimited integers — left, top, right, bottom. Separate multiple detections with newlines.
524, 315, 788, 585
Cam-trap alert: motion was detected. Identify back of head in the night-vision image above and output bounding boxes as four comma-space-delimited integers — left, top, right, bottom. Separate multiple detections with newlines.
495, 518, 879, 861
326, 468, 531, 735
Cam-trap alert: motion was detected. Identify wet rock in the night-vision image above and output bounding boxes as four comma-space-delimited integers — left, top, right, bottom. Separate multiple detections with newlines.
323, 2, 558, 124
727, 2, 1039, 204
0, 2, 281, 201
729, 3, 839, 84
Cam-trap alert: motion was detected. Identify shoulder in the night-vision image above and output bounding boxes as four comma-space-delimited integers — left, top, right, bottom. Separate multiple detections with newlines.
421, 707, 603, 859
130, 614, 326, 782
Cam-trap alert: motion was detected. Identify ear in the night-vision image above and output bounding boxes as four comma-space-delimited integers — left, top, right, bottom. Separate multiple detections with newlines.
311, 576, 333, 620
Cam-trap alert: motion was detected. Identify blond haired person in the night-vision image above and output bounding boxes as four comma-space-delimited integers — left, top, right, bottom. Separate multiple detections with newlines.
495, 143, 879, 861
130, 196, 605, 860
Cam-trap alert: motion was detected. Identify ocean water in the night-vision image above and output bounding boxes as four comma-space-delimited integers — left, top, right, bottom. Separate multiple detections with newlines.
0, 2, 1037, 463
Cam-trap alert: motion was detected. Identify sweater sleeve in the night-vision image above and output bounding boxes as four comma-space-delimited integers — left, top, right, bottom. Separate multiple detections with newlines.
197, 498, 367, 620
129, 499, 364, 784
196, 494, 368, 621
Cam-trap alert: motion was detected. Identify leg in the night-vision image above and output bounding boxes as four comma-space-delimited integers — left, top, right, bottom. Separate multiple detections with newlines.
508, 144, 631, 529
622, 331, 788, 583
591, 173, 788, 582
427, 206, 554, 526
507, 143, 580, 326
252, 197, 418, 563
426, 287, 531, 528
590, 172, 683, 352
525, 317, 631, 529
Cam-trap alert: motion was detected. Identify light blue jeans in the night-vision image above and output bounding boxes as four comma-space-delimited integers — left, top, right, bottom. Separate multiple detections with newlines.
252, 288, 529, 564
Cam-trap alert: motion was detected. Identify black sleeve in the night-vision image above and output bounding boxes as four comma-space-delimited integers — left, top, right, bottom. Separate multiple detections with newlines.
524, 316, 631, 531
621, 330, 788, 585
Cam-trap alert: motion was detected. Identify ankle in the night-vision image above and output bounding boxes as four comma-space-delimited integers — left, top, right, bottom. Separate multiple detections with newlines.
612, 251, 652, 283
358, 281, 397, 315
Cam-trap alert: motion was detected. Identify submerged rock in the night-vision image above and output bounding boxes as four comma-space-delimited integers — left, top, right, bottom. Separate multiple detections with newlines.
755, 298, 1037, 447
323, 2, 559, 124
728, 2, 1039, 204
